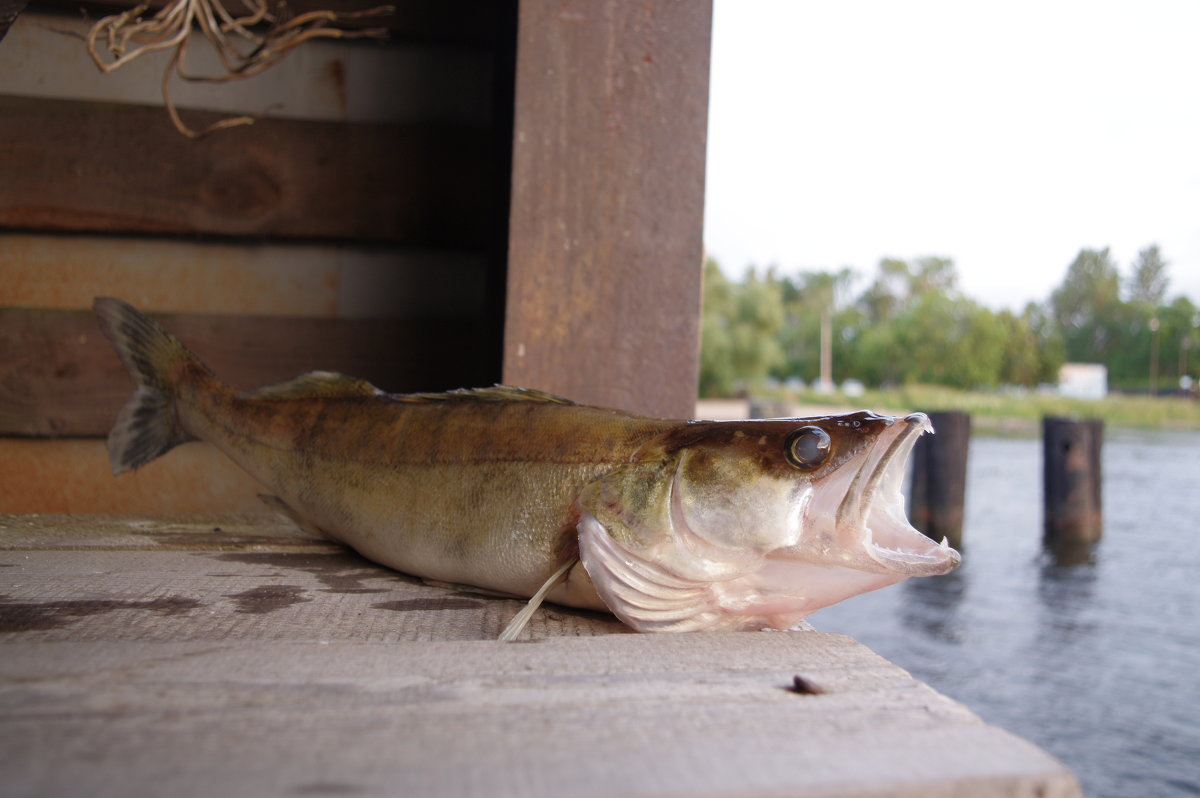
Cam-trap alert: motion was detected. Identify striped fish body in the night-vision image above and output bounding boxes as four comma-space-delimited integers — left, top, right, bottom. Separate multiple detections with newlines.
94, 297, 960, 635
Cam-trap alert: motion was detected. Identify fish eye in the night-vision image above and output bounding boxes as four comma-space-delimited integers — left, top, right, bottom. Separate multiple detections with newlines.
785, 426, 831, 470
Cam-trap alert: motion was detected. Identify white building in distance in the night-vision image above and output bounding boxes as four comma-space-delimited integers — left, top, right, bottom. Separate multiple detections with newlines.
1058, 363, 1108, 400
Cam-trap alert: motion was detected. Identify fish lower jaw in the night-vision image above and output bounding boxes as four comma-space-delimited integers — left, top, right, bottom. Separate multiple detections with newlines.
863, 532, 961, 576
720, 558, 910, 625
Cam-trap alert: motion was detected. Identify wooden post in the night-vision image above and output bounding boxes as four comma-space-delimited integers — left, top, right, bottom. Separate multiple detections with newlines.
748, 399, 788, 419
1042, 417, 1103, 561
909, 411, 971, 550
502, 1, 711, 419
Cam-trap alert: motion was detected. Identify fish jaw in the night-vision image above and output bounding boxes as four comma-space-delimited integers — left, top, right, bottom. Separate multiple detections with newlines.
726, 413, 960, 623
576, 509, 908, 632
576, 411, 961, 632
830, 412, 961, 577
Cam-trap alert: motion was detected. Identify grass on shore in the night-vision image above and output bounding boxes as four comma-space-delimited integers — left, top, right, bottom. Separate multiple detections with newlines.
779, 384, 1200, 433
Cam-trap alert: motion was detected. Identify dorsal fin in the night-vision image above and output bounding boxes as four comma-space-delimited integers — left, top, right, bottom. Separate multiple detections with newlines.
398, 385, 577, 405
246, 371, 383, 400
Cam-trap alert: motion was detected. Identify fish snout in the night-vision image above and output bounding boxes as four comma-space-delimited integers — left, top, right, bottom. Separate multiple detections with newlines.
904, 411, 933, 435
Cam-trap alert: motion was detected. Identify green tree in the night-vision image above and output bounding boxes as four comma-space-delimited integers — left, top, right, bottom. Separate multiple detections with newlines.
699, 245, 1194, 397
775, 268, 856, 383
731, 268, 787, 387
1160, 296, 1200, 381
858, 258, 910, 323
909, 255, 959, 298
995, 309, 1041, 386
1127, 244, 1169, 307
849, 256, 982, 386
698, 259, 786, 395
1114, 244, 1172, 390
1020, 301, 1066, 385
1110, 295, 1200, 390
882, 293, 1007, 389
1050, 247, 1123, 363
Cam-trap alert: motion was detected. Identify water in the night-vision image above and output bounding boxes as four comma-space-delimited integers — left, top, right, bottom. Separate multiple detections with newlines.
811, 428, 1200, 798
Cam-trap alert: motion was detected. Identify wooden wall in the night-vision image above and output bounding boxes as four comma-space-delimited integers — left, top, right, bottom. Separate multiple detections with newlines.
0, 0, 710, 514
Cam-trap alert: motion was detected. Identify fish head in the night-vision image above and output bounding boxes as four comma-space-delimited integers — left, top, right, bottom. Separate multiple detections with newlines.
575, 411, 961, 632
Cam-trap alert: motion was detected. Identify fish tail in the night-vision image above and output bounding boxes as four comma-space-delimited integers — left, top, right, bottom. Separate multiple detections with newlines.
93, 297, 215, 476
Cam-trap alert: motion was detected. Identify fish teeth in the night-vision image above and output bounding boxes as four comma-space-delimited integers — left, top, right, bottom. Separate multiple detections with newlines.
939, 536, 950, 550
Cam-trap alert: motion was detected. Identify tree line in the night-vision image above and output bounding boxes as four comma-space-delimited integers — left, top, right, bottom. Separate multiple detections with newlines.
700, 245, 1199, 396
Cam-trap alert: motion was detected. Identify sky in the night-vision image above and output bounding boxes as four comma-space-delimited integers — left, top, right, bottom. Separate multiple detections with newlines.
703, 1, 1200, 312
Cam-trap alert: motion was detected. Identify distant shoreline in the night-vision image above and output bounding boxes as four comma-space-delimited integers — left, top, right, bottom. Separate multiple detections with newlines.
696, 387, 1200, 432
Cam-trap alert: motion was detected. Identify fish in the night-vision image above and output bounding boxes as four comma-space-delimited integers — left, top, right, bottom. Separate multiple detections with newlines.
93, 297, 961, 639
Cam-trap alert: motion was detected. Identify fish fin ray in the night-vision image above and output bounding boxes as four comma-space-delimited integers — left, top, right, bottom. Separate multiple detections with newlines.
93, 297, 207, 475
246, 372, 383, 400
399, 385, 576, 406
498, 557, 577, 642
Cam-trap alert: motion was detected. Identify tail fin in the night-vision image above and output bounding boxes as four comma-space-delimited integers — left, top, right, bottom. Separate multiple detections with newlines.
93, 297, 210, 475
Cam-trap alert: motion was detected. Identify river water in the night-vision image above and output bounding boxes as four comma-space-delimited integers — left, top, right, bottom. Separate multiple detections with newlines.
811, 428, 1200, 798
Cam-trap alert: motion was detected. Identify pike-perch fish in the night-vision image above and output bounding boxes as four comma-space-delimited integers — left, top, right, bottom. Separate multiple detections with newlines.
94, 297, 961, 638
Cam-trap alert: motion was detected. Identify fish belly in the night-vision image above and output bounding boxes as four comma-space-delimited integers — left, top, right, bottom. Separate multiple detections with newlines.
200, 415, 609, 607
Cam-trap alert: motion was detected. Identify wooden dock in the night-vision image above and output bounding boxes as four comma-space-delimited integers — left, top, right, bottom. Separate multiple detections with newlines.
0, 514, 1081, 798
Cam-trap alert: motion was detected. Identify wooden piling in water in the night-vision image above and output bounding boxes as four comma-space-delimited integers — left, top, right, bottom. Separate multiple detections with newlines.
748, 398, 789, 419
1042, 417, 1103, 560
909, 411, 971, 550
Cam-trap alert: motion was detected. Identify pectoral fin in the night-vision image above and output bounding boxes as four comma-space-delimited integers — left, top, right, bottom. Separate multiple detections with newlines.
576, 513, 726, 632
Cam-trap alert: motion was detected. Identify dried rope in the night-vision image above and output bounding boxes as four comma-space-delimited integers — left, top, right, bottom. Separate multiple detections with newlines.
87, 0, 394, 138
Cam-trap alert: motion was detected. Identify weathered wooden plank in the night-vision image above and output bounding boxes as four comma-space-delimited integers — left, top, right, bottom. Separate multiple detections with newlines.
0, 95, 491, 244
0, 514, 1082, 798
0, 233, 489, 318
0, 307, 497, 436
502, 0, 709, 419
2, 234, 340, 316
0, 640, 1084, 798
0, 439, 268, 513
0, 11, 495, 124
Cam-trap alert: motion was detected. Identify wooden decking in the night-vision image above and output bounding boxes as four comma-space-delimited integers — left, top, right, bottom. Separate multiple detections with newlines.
0, 514, 1081, 797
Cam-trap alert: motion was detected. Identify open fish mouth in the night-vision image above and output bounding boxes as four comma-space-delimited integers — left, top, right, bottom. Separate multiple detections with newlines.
578, 409, 962, 632
838, 412, 961, 576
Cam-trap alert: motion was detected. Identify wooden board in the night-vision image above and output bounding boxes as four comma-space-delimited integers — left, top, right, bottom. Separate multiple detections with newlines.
0, 307, 496, 436
502, 0, 709, 419
0, 514, 1082, 798
0, 95, 491, 244
0, 439, 269, 514
0, 233, 488, 318
0, 11, 496, 125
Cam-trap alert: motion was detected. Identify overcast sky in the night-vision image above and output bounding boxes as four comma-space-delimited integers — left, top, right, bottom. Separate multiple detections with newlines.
703, 1, 1200, 312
